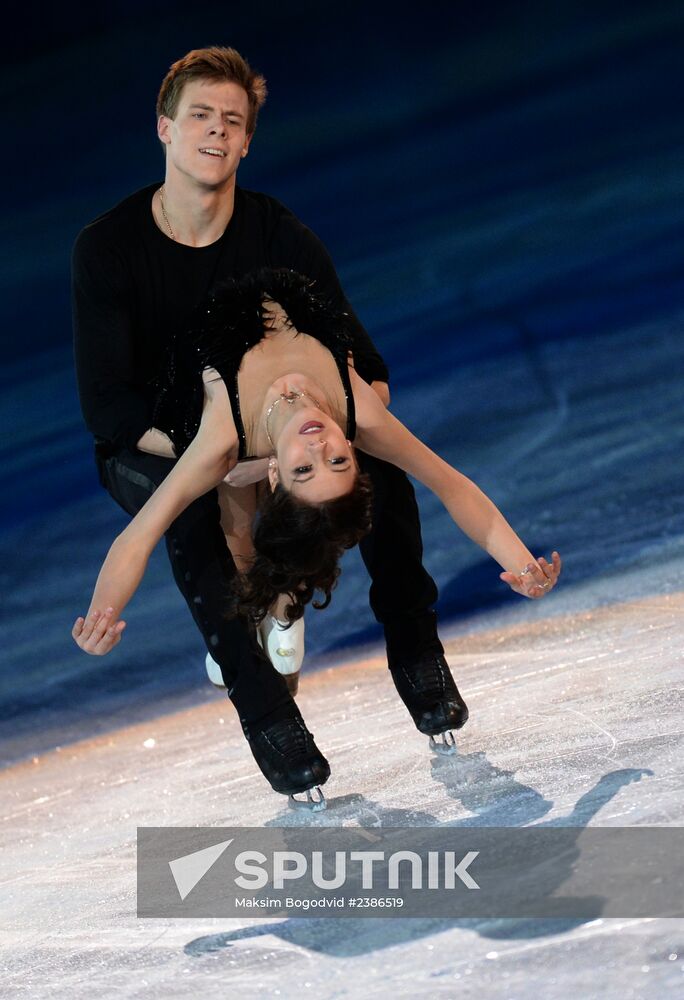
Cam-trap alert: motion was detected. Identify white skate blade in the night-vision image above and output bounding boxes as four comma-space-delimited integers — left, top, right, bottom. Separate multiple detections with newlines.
429, 731, 457, 756
288, 786, 326, 812
205, 652, 226, 689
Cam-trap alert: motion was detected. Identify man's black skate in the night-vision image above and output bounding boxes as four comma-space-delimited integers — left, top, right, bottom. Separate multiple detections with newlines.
244, 715, 330, 810
389, 653, 469, 756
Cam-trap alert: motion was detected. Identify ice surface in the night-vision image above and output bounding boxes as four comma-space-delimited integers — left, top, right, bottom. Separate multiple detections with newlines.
1, 592, 683, 999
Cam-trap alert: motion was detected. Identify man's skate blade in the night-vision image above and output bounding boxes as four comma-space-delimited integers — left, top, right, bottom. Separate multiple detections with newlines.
288, 787, 326, 812
429, 732, 457, 756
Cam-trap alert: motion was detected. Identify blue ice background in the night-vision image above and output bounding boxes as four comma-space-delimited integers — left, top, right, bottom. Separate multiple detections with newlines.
1, 1, 683, 756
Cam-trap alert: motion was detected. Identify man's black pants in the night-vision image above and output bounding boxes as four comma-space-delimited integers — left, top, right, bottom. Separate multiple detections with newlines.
96, 447, 442, 727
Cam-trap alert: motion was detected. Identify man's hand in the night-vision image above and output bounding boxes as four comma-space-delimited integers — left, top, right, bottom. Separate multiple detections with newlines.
223, 457, 270, 487
72, 608, 126, 655
500, 551, 562, 598
136, 427, 176, 458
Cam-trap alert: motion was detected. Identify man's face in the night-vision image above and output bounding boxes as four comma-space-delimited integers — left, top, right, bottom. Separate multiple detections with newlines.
157, 78, 252, 188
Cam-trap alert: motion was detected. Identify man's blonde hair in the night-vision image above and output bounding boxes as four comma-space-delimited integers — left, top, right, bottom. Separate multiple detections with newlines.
156, 46, 267, 134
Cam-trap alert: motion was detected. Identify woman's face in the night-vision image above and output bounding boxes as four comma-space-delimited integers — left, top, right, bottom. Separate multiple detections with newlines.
269, 406, 356, 502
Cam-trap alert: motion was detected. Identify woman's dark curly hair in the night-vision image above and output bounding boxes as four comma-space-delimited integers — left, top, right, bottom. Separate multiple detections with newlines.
233, 471, 373, 625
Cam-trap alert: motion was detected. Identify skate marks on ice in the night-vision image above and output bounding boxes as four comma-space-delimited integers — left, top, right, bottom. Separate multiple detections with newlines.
258, 750, 647, 833
179, 779, 669, 992
275, 593, 680, 828
2, 594, 682, 999
198, 763, 649, 954
181, 917, 682, 1000
183, 602, 668, 969
179, 594, 679, 988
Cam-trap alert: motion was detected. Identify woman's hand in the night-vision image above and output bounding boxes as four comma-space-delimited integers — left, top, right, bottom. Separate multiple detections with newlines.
71, 535, 150, 655
72, 609, 126, 655
500, 551, 562, 598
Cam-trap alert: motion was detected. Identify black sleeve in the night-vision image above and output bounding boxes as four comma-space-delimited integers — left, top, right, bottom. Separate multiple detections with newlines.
269, 212, 390, 385
72, 226, 153, 452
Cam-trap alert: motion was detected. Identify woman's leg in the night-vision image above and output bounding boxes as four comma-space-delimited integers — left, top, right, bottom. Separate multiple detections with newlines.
212, 482, 304, 694
216, 481, 257, 573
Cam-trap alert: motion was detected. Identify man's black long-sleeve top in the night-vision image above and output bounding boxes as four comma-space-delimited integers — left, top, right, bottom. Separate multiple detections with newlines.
72, 183, 389, 454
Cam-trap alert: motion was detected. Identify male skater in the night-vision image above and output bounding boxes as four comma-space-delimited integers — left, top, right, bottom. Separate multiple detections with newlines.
72, 46, 468, 808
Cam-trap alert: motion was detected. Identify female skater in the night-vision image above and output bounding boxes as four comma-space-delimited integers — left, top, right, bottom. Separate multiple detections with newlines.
72, 269, 561, 803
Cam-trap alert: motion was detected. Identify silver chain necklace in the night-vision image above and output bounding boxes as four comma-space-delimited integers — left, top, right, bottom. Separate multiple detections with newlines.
159, 186, 175, 241
265, 389, 323, 450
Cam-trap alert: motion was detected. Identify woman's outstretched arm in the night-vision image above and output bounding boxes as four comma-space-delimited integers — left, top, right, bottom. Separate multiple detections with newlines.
350, 367, 561, 597
72, 375, 238, 655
